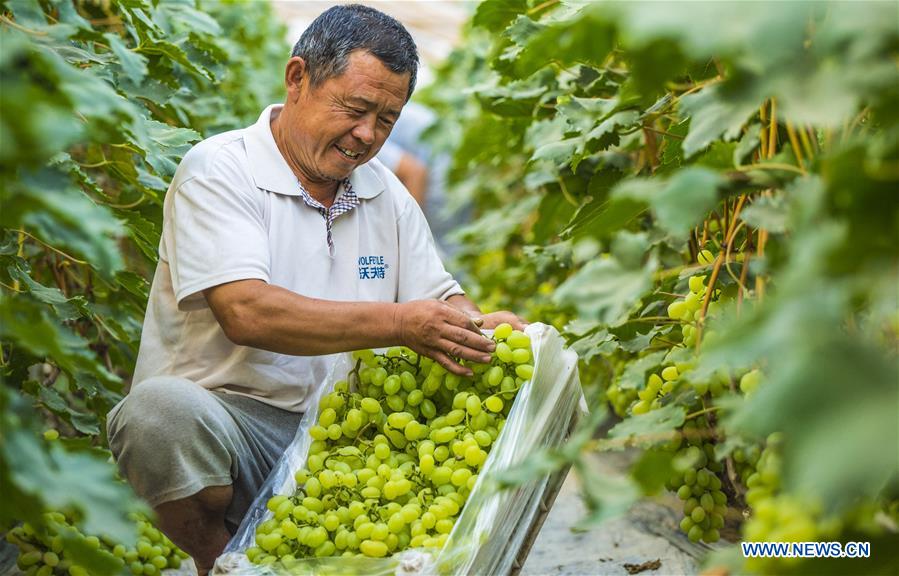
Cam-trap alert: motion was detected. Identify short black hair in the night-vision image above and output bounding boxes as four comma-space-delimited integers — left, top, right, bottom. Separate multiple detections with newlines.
291, 4, 419, 101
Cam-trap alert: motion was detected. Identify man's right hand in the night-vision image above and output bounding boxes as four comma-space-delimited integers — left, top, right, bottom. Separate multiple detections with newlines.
394, 300, 495, 376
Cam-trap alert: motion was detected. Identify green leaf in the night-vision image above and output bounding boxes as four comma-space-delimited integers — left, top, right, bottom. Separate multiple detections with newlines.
615, 350, 667, 390
631, 450, 675, 495
512, 8, 616, 77
104, 32, 148, 85
613, 167, 724, 236
129, 115, 200, 178
7, 168, 125, 275
7, 264, 90, 321
570, 328, 616, 362
740, 193, 789, 234
0, 297, 119, 385
607, 403, 687, 448
554, 250, 657, 326
1, 387, 143, 542
473, 0, 528, 32
562, 177, 644, 240
680, 86, 759, 158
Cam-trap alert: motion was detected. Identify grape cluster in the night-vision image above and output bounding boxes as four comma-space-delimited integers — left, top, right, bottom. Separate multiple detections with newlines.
631, 364, 682, 415
605, 381, 637, 418
731, 444, 763, 485
6, 512, 188, 576
744, 434, 782, 508
621, 360, 730, 544
248, 324, 533, 565
666, 417, 728, 543
667, 274, 720, 347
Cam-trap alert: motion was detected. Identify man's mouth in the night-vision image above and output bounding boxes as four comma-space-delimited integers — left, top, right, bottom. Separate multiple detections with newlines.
335, 145, 362, 160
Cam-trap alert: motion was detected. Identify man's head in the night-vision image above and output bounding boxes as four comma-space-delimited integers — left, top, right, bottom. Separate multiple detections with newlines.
273, 5, 420, 195
291, 4, 419, 102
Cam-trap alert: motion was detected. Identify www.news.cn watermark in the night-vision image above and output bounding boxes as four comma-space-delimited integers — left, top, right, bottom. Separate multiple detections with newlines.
741, 541, 871, 558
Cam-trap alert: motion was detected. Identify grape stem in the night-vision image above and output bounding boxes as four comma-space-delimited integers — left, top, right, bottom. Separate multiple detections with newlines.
695, 193, 748, 350
685, 406, 721, 420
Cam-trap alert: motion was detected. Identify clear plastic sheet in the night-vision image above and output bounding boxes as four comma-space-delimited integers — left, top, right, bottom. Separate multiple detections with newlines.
214, 322, 585, 576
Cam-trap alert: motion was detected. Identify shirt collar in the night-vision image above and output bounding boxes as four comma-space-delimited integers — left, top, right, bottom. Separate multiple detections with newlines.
244, 104, 385, 200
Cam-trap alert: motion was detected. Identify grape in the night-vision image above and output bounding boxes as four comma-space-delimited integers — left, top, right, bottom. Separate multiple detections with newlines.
484, 396, 503, 413
688, 275, 706, 293
493, 323, 513, 340
507, 331, 530, 349
697, 249, 715, 265
515, 364, 534, 380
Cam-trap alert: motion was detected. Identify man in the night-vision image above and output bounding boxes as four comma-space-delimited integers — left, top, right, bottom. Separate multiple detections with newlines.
106, 5, 522, 574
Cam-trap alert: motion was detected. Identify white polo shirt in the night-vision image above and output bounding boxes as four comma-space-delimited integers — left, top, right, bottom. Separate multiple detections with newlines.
132, 104, 463, 412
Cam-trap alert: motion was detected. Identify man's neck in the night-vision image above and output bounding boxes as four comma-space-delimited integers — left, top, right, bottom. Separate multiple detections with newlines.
303, 180, 340, 209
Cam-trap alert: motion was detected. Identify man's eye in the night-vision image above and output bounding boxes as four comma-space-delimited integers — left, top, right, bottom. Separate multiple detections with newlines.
379, 117, 395, 127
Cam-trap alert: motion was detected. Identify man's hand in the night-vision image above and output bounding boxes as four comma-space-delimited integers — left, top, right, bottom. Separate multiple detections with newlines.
394, 300, 495, 376
478, 311, 528, 331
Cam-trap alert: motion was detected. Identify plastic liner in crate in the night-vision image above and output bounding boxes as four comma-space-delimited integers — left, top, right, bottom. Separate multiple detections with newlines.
214, 322, 586, 575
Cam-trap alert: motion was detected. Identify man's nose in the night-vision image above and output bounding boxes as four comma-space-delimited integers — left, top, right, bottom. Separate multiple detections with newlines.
351, 115, 377, 146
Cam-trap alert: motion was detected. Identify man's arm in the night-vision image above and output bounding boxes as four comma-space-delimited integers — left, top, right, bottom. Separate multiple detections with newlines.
203, 280, 495, 375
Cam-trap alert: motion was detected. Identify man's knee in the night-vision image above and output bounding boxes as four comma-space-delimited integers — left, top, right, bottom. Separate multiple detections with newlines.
107, 376, 218, 463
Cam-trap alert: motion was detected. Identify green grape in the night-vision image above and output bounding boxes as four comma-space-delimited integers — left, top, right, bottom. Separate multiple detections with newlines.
507, 331, 530, 350
384, 375, 401, 395
688, 275, 706, 293
511, 348, 531, 364
361, 398, 381, 414
465, 395, 482, 416
494, 323, 513, 340
515, 364, 534, 380
495, 342, 513, 363
400, 371, 417, 392
371, 367, 388, 387
661, 366, 679, 381
697, 249, 715, 265
360, 539, 388, 557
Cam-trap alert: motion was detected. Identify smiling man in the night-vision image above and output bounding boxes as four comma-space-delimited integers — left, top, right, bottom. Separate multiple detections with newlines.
106, 4, 522, 574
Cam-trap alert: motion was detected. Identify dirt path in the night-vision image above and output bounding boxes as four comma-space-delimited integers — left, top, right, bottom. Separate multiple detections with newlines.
521, 454, 707, 576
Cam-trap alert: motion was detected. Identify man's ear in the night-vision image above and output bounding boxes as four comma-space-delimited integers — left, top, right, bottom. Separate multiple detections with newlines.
285, 57, 307, 101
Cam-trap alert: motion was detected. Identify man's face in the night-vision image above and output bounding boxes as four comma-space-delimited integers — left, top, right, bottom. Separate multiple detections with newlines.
284, 50, 409, 186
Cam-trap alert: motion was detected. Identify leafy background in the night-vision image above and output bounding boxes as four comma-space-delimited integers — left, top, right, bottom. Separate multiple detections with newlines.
420, 0, 898, 573
1, 0, 286, 571
2, 0, 898, 575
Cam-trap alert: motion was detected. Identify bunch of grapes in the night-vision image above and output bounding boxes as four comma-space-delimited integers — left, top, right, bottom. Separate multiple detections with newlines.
666, 274, 720, 347
5, 512, 188, 576
621, 359, 730, 544
744, 434, 783, 508
247, 324, 534, 566
605, 381, 637, 417
631, 364, 683, 415
731, 444, 763, 485
665, 417, 729, 543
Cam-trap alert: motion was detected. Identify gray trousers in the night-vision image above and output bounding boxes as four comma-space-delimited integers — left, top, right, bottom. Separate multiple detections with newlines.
107, 376, 302, 533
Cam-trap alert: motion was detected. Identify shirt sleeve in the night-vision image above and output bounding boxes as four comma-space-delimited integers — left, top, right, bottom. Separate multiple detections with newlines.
396, 195, 464, 302
164, 155, 270, 310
